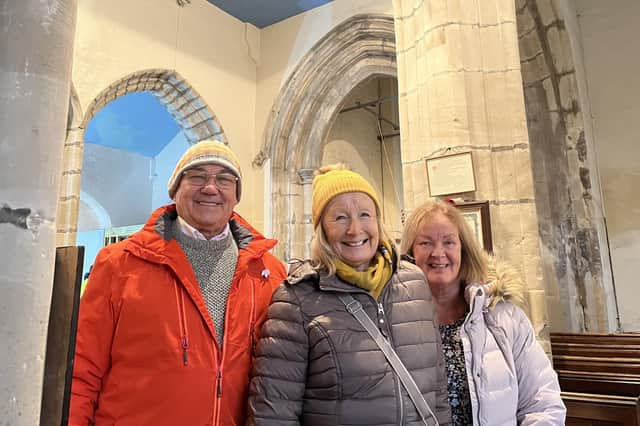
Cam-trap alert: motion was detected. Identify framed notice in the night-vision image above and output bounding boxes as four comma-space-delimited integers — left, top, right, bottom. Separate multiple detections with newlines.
426, 151, 476, 196
455, 201, 492, 253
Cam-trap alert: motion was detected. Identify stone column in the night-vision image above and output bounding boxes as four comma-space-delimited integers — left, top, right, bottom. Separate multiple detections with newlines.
56, 89, 84, 246
392, 0, 551, 350
298, 168, 315, 259
0, 1, 78, 424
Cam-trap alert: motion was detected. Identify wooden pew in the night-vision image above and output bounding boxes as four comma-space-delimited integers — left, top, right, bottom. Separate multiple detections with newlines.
550, 333, 640, 426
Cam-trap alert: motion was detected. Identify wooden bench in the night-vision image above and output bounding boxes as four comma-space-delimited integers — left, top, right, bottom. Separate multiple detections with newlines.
551, 333, 640, 426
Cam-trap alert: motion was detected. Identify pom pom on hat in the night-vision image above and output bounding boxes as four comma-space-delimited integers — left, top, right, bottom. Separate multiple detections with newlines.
167, 140, 242, 200
311, 165, 381, 228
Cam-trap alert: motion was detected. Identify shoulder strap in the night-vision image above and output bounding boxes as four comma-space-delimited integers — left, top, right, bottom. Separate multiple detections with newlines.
338, 294, 439, 426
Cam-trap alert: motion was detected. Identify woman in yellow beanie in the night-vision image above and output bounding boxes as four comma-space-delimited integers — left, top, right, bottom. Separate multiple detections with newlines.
249, 164, 451, 425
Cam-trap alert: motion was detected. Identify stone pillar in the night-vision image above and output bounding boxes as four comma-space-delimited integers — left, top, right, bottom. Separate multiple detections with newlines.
0, 0, 78, 424
298, 168, 315, 259
392, 0, 551, 350
56, 91, 84, 246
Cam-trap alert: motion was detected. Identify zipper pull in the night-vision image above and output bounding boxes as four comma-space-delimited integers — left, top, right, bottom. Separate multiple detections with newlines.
377, 302, 385, 325
377, 302, 388, 337
216, 370, 223, 397
182, 335, 189, 366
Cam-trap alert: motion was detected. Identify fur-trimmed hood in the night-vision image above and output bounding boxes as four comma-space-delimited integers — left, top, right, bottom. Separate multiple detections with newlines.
483, 255, 527, 309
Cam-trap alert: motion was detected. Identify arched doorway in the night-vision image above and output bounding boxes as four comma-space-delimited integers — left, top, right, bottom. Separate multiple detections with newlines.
255, 14, 399, 261
57, 69, 226, 246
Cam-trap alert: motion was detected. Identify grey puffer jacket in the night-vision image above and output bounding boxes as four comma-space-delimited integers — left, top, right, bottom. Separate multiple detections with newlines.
461, 260, 565, 425
248, 260, 452, 426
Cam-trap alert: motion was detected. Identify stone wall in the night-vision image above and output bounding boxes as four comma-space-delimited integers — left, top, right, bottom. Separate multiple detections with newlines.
392, 0, 552, 350
515, 0, 616, 332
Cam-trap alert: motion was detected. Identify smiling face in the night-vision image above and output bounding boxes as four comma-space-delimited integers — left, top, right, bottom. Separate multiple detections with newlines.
411, 212, 463, 290
321, 192, 380, 271
173, 164, 238, 238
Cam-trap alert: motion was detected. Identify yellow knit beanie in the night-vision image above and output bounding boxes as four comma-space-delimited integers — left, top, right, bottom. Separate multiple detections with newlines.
167, 140, 242, 200
312, 166, 381, 228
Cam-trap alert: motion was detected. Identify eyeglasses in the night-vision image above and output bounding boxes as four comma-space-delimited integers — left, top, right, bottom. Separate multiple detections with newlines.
181, 170, 238, 189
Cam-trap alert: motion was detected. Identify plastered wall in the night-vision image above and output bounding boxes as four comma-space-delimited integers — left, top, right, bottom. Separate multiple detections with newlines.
574, 0, 640, 331
255, 1, 394, 152
73, 0, 263, 226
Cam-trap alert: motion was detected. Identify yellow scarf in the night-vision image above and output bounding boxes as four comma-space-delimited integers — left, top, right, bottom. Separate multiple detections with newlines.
335, 240, 394, 300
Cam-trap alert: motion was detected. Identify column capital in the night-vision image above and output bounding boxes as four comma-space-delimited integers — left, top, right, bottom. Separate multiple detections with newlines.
297, 168, 315, 184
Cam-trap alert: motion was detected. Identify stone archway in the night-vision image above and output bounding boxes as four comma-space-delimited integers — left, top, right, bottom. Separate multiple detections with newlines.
254, 14, 397, 261
56, 69, 226, 245
515, 0, 616, 332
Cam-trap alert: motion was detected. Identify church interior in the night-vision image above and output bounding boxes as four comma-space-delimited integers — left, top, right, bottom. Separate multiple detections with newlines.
2, 0, 639, 424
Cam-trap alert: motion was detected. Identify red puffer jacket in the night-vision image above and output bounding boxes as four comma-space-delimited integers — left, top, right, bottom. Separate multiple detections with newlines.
70, 205, 286, 426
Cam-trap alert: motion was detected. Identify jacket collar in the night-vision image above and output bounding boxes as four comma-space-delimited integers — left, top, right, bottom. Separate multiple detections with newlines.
125, 204, 278, 264
285, 259, 380, 295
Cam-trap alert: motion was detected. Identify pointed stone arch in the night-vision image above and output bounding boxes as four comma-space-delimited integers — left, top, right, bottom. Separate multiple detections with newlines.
254, 14, 397, 261
56, 70, 226, 244
82, 69, 226, 143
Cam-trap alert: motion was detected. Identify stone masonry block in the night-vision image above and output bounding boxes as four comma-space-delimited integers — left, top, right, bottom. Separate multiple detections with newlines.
542, 77, 557, 111
429, 0, 448, 28
459, 24, 483, 70
504, 69, 530, 142
445, 24, 465, 71
482, 72, 513, 146
514, 149, 536, 200
516, 7, 536, 37
558, 73, 578, 110
478, 0, 499, 26
492, 150, 518, 201
403, 14, 416, 47
536, 0, 558, 28
404, 48, 418, 91
518, 30, 543, 59
462, 72, 490, 146
497, 0, 517, 23
416, 53, 428, 87
479, 25, 506, 71
473, 150, 496, 199
549, 26, 575, 74
501, 22, 522, 69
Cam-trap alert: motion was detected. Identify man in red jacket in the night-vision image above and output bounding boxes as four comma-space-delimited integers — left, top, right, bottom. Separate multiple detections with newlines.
70, 140, 286, 426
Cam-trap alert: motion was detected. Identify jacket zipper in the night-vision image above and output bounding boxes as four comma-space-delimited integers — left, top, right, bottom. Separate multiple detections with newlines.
249, 280, 257, 356
174, 283, 189, 366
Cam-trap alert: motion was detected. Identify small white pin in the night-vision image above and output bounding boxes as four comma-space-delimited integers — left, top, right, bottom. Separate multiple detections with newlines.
261, 269, 270, 279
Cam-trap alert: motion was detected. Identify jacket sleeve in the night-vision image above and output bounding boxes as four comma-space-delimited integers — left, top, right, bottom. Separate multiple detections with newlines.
509, 306, 566, 425
68, 248, 119, 426
247, 283, 309, 425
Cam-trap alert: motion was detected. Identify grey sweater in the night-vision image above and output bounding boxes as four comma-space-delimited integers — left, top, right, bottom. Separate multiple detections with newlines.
172, 220, 238, 343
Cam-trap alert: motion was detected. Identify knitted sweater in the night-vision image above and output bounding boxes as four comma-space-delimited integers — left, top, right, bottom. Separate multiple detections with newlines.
172, 220, 238, 343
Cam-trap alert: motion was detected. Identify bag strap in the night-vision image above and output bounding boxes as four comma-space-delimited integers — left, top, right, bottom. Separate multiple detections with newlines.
338, 294, 439, 426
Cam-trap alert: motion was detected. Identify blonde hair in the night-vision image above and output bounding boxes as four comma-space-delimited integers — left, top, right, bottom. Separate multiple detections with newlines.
401, 199, 488, 284
310, 164, 391, 276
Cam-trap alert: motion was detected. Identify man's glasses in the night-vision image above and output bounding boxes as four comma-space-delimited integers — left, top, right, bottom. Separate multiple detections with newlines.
181, 170, 238, 189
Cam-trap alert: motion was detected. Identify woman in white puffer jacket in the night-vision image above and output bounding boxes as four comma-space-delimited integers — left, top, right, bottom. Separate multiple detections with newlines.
401, 199, 565, 425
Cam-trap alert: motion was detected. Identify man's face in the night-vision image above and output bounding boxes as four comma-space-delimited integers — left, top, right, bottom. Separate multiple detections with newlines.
173, 164, 238, 238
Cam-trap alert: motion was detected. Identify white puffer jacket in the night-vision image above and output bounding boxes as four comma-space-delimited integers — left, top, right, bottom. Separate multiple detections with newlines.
461, 260, 565, 425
